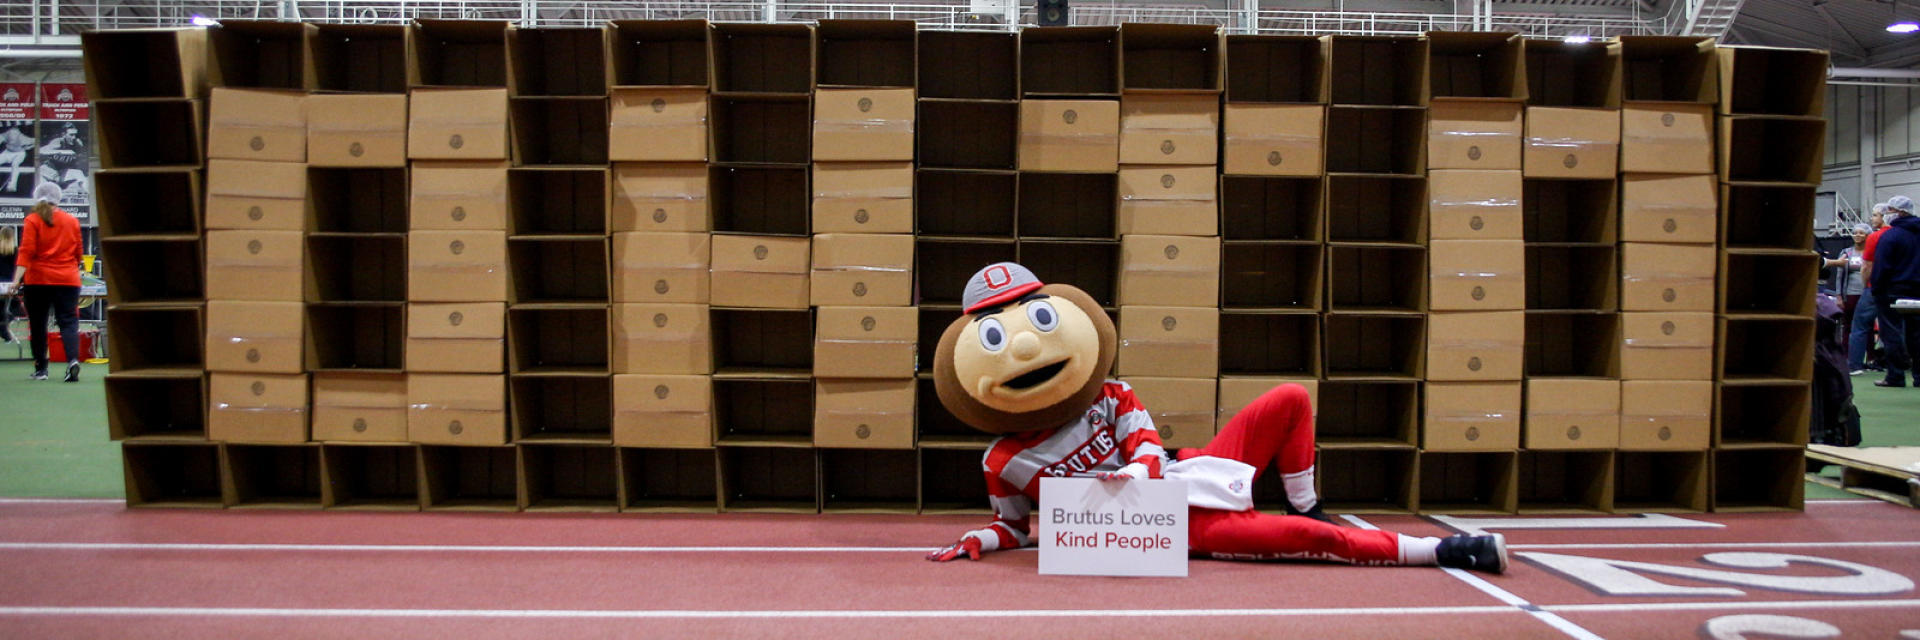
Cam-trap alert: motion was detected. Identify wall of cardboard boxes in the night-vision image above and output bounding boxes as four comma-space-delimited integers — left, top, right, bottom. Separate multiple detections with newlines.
87, 19, 1827, 514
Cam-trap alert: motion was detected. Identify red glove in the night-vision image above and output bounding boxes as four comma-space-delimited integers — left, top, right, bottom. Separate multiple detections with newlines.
926, 536, 983, 562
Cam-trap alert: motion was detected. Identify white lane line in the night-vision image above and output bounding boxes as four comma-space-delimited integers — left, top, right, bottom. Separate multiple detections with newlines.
0, 605, 1522, 619
1339, 514, 1377, 530
0, 498, 122, 504
1806, 499, 1883, 505
1510, 541, 1920, 550
1346, 515, 1605, 640
0, 543, 939, 553
1545, 598, 1920, 614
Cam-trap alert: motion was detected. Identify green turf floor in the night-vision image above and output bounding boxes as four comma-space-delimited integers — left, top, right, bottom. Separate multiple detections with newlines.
0, 356, 1913, 502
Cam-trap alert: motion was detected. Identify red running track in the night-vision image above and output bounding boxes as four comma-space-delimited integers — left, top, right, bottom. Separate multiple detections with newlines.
0, 499, 1916, 638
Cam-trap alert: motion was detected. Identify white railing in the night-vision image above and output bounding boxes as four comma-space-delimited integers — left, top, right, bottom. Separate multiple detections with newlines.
0, 0, 1692, 45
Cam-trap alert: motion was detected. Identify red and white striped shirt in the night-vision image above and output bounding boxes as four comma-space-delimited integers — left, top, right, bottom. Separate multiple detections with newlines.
967, 381, 1168, 551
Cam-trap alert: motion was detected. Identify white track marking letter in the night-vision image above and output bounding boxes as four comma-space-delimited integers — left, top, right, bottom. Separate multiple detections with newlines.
1701, 614, 1841, 640
1520, 552, 1916, 597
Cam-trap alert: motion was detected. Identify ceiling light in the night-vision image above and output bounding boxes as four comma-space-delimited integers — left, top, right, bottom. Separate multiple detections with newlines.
190, 15, 218, 27
1563, 35, 1593, 44
1891, 22, 1920, 33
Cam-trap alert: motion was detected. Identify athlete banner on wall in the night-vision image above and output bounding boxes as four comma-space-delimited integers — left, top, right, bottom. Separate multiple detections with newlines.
36, 83, 90, 224
0, 83, 35, 221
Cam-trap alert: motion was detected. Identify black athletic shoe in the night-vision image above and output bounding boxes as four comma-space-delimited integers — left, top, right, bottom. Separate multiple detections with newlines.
1286, 501, 1338, 525
1875, 380, 1907, 388
1436, 533, 1508, 574
28, 368, 47, 381
63, 361, 80, 383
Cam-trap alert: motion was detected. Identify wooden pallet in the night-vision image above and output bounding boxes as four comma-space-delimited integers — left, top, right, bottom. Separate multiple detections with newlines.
1806, 445, 1920, 507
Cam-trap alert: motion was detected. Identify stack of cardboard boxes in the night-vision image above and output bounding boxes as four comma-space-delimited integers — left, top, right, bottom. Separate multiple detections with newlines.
507, 25, 619, 511
1519, 37, 1630, 512
405, 21, 518, 509
607, 20, 722, 511
1312, 35, 1432, 512
810, 21, 919, 511
203, 22, 316, 469
1610, 36, 1722, 511
706, 23, 821, 511
91, 22, 1828, 515
913, 29, 1022, 509
1215, 35, 1327, 511
1421, 32, 1527, 513
1711, 46, 1828, 511
1114, 24, 1224, 455
91, 27, 224, 507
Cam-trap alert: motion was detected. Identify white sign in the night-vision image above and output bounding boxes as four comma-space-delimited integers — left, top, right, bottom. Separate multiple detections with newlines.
1037, 477, 1188, 577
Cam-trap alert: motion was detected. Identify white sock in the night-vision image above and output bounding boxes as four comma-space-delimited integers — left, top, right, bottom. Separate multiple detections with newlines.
1282, 466, 1318, 512
1398, 535, 1440, 566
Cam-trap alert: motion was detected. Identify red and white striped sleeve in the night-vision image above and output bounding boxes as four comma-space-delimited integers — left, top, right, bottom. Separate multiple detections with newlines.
1107, 382, 1167, 478
964, 441, 1033, 552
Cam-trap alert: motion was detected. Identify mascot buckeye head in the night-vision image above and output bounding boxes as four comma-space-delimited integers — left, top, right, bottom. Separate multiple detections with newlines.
933, 262, 1117, 434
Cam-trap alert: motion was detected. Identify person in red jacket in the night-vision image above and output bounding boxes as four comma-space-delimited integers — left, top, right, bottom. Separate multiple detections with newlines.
9, 183, 84, 381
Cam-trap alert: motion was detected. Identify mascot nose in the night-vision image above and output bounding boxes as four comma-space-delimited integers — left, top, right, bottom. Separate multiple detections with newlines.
1010, 331, 1042, 361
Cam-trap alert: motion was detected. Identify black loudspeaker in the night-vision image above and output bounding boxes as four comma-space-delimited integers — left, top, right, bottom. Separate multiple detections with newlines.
1038, 0, 1070, 26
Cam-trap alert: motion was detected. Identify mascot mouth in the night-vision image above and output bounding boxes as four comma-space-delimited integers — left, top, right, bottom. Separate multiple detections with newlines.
1000, 359, 1069, 391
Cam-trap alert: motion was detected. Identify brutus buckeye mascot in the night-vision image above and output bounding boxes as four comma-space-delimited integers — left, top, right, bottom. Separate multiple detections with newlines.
925, 262, 1507, 573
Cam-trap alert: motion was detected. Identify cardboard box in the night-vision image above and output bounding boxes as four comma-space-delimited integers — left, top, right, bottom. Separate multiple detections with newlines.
711, 235, 810, 309
206, 300, 304, 373
608, 88, 708, 162
1427, 311, 1524, 381
206, 230, 304, 302
1121, 377, 1216, 449
1119, 235, 1220, 307
406, 302, 506, 373
919, 30, 1018, 100
1428, 170, 1522, 240
410, 161, 509, 231
1217, 377, 1318, 433
612, 303, 712, 374
612, 232, 710, 304
710, 96, 811, 164
1428, 32, 1525, 100
413, 19, 508, 87
1221, 104, 1323, 176
1621, 35, 1718, 104
1119, 94, 1218, 166
607, 19, 711, 89
1423, 382, 1522, 451
814, 88, 915, 162
311, 372, 408, 442
1324, 106, 1426, 175
506, 26, 607, 97
509, 98, 611, 166
1620, 312, 1714, 380
1526, 379, 1621, 449
408, 88, 509, 161
1429, 240, 1525, 311
1327, 35, 1429, 106
1523, 107, 1619, 179
1324, 313, 1425, 377
810, 233, 913, 307
406, 374, 508, 446
812, 162, 913, 234
1620, 104, 1714, 174
208, 373, 309, 444
1524, 39, 1623, 109
407, 231, 508, 302
814, 379, 915, 449
1620, 380, 1710, 450
208, 88, 307, 162
815, 306, 916, 378
1018, 100, 1119, 172
1718, 116, 1826, 185
1621, 242, 1716, 312
204, 159, 308, 230
1021, 26, 1120, 96
612, 374, 714, 448
1527, 312, 1622, 378
611, 163, 709, 232
1117, 306, 1218, 378
82, 28, 209, 100
1428, 101, 1522, 170
1620, 173, 1716, 243
1717, 46, 1828, 117
1117, 166, 1218, 237
1119, 23, 1220, 91
306, 94, 407, 167
312, 23, 413, 93
1223, 35, 1327, 103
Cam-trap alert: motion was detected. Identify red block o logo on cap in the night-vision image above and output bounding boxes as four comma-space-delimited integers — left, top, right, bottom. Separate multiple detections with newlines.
983, 265, 1014, 290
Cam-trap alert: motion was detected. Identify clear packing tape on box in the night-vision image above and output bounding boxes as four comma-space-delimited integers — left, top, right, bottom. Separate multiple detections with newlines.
408, 402, 505, 414
611, 114, 709, 132
213, 403, 309, 414
814, 184, 912, 201
1025, 131, 1120, 144
1430, 411, 1512, 423
1527, 136, 1616, 150
813, 119, 915, 135
1432, 197, 1520, 210
1621, 273, 1715, 286
1430, 336, 1527, 352
413, 261, 502, 276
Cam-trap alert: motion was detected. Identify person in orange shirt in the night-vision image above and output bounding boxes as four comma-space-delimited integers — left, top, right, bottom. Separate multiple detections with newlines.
8, 183, 84, 381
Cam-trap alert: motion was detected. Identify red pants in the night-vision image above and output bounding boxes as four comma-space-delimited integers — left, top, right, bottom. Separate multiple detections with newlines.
1176, 384, 1405, 564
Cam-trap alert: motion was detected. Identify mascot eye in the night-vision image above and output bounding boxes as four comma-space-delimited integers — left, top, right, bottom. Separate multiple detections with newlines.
1026, 300, 1059, 332
977, 318, 1007, 352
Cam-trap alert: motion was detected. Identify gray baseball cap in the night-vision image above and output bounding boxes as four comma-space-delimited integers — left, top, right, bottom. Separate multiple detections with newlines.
962, 262, 1044, 314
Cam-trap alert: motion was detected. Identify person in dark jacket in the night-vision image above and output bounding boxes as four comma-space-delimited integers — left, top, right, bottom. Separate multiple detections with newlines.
1870, 203, 1920, 380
